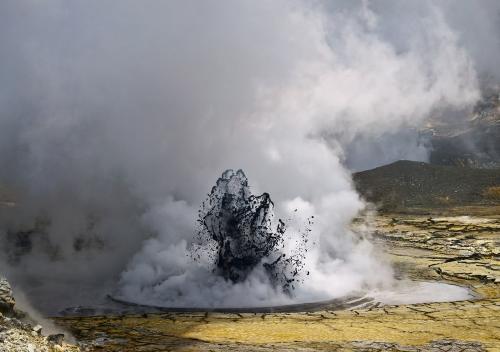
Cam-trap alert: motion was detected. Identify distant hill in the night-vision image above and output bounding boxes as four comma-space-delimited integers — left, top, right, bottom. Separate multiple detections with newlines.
429, 123, 500, 169
353, 160, 500, 212
427, 88, 500, 169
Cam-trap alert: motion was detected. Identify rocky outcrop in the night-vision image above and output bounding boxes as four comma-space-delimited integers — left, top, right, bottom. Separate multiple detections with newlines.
0, 277, 80, 352
0, 277, 15, 315
427, 87, 500, 169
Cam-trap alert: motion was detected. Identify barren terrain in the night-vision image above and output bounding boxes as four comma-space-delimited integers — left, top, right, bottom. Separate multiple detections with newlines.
56, 212, 500, 351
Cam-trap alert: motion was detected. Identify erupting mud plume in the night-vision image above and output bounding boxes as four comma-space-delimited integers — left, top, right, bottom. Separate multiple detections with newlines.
194, 169, 309, 292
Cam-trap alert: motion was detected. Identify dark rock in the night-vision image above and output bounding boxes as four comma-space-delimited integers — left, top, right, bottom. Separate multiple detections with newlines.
47, 333, 65, 346
0, 277, 15, 315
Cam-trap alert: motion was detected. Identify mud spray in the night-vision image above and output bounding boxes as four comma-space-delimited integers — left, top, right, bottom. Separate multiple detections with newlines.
0, 0, 494, 312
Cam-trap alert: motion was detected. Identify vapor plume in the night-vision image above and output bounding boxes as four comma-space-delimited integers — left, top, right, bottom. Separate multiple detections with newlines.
0, 0, 495, 312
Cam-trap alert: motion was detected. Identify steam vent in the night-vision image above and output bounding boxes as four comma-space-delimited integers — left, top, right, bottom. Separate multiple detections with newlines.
3, 2, 500, 351
195, 169, 307, 292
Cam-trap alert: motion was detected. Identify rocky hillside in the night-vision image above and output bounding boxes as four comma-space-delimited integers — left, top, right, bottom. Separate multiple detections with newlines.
353, 160, 500, 212
427, 88, 500, 169
0, 277, 79, 352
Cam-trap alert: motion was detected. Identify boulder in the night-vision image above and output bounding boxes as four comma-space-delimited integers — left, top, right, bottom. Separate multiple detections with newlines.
32, 324, 42, 336
0, 277, 15, 314
47, 333, 65, 346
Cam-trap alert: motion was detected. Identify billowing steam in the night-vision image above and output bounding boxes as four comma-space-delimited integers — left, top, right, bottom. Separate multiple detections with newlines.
0, 0, 496, 312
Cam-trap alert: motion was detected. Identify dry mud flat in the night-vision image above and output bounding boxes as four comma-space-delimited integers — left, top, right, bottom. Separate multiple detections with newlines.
57, 214, 500, 352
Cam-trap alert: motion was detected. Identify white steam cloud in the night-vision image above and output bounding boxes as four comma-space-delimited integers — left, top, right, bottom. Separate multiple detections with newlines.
0, 0, 494, 312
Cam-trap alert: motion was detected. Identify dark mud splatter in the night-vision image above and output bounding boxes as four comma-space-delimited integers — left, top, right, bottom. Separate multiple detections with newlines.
192, 169, 312, 293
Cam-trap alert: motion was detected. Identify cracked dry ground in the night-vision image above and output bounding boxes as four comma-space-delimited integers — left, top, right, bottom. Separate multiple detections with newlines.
56, 213, 500, 351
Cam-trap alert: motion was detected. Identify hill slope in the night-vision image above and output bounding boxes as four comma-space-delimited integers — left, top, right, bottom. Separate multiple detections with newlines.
353, 160, 500, 212
427, 88, 500, 169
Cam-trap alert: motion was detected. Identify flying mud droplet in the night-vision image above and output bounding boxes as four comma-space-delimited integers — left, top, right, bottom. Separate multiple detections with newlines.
192, 169, 312, 293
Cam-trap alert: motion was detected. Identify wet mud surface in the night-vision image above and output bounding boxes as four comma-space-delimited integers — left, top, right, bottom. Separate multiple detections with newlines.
56, 213, 500, 351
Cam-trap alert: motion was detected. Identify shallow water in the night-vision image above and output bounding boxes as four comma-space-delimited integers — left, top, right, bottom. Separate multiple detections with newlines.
365, 281, 474, 306
59, 280, 474, 316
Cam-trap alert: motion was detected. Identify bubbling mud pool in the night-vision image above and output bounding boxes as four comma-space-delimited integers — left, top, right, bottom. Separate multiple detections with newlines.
59, 281, 473, 316
84, 170, 473, 317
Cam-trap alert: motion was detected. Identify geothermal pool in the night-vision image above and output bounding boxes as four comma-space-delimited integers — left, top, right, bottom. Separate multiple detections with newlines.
59, 171, 474, 316
59, 280, 473, 316
365, 281, 474, 306
129, 281, 473, 312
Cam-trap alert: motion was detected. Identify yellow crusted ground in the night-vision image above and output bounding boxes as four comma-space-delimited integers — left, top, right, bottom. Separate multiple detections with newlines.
57, 214, 500, 351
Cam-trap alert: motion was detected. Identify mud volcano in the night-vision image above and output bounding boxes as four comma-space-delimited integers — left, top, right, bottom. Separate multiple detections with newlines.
194, 169, 308, 292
